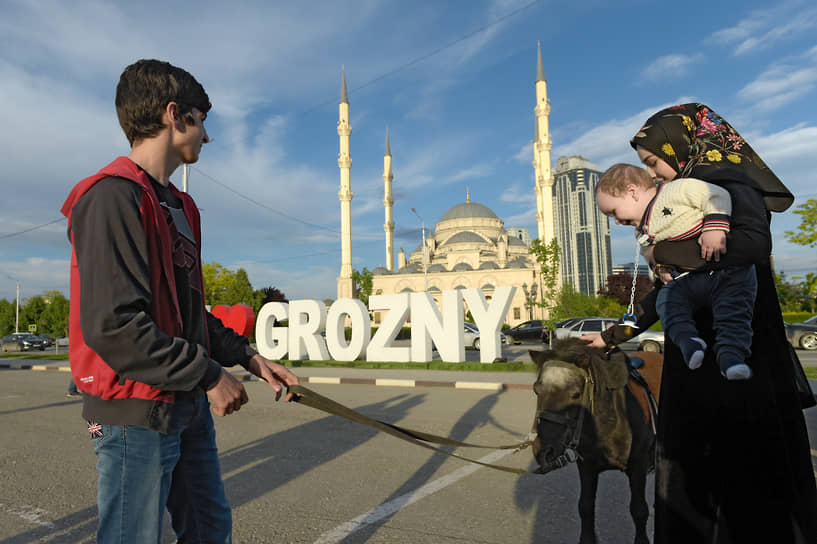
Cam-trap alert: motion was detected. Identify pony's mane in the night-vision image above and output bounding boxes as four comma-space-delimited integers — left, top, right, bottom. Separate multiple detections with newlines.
535, 337, 598, 368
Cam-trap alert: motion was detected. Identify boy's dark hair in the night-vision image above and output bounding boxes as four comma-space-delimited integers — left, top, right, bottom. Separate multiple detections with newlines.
596, 163, 655, 197
115, 59, 211, 146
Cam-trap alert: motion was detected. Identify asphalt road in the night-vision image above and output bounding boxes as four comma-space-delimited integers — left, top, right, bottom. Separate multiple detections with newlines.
2, 370, 639, 544
1, 352, 816, 543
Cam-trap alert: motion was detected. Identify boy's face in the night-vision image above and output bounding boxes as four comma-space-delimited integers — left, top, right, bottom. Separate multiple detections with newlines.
596, 185, 648, 227
175, 107, 209, 164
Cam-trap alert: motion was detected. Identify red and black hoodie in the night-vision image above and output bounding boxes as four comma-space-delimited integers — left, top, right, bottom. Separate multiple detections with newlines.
61, 157, 254, 433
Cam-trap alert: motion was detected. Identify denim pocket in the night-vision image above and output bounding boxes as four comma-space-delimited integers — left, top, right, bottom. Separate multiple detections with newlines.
89, 422, 112, 450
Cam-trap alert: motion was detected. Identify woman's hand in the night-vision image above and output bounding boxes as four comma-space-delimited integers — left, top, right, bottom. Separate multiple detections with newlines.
580, 333, 607, 348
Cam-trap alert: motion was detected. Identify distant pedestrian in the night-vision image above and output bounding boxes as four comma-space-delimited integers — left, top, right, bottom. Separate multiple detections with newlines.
66, 377, 80, 398
61, 59, 300, 543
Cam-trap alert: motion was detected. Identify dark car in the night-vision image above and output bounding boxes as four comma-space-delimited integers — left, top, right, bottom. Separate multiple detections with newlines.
0, 332, 47, 352
504, 319, 547, 344
784, 315, 817, 351
38, 333, 56, 347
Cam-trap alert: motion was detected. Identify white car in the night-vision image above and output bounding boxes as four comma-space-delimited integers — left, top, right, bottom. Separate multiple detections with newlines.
463, 322, 508, 350
553, 317, 664, 353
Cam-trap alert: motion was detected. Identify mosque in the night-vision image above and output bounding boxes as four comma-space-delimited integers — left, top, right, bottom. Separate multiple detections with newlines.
335, 44, 563, 327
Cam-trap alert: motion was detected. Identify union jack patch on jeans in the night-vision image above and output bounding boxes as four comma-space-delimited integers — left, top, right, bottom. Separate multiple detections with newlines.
87, 421, 103, 438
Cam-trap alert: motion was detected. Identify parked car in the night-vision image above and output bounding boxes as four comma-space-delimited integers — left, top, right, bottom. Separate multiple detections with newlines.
503, 320, 547, 344
463, 322, 508, 350
784, 315, 817, 351
38, 333, 56, 347
553, 317, 665, 353
540, 317, 586, 344
0, 332, 47, 352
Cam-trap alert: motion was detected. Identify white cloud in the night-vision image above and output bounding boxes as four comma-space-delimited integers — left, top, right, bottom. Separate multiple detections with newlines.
551, 102, 682, 169
708, 3, 817, 56
640, 54, 703, 82
500, 184, 536, 204
0, 257, 70, 301
738, 64, 817, 112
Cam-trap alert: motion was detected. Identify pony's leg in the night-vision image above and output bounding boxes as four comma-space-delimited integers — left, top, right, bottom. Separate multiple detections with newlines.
577, 461, 599, 544
626, 461, 650, 544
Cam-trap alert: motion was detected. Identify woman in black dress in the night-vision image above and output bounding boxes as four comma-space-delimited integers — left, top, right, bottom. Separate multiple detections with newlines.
599, 103, 817, 543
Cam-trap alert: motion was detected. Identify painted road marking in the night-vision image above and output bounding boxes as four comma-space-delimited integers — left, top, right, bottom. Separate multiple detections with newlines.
309, 377, 341, 385
455, 381, 503, 391
0, 503, 55, 529
312, 449, 513, 544
375, 379, 416, 387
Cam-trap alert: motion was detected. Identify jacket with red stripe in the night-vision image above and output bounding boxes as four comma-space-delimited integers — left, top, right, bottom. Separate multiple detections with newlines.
61, 157, 253, 433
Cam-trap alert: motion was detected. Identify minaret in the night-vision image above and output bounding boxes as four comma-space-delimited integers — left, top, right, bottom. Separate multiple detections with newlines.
533, 41, 555, 244
337, 67, 355, 299
383, 128, 395, 271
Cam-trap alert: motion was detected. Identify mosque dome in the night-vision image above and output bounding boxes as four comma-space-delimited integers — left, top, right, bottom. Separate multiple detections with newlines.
439, 201, 498, 222
506, 257, 531, 268
397, 262, 422, 274
372, 266, 391, 275
452, 262, 474, 271
441, 231, 485, 245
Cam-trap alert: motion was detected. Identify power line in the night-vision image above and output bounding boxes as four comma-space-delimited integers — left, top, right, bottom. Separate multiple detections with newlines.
190, 166, 383, 240
295, 0, 543, 118
0, 217, 65, 241
190, 166, 342, 234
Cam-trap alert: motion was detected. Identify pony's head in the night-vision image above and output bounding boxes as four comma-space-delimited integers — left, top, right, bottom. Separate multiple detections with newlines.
529, 338, 632, 473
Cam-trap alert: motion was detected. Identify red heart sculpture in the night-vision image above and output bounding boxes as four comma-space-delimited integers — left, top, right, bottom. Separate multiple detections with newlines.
211, 304, 255, 338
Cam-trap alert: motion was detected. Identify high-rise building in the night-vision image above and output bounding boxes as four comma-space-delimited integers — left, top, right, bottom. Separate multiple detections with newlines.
552, 155, 611, 295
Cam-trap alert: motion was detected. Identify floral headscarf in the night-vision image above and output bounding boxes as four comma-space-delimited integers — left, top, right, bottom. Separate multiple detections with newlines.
630, 103, 793, 212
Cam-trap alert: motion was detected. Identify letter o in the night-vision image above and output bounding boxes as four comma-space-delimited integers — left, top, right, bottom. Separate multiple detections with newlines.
326, 299, 370, 361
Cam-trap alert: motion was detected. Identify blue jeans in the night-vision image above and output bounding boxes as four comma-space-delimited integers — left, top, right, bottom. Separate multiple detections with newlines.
92, 394, 231, 543
656, 264, 757, 366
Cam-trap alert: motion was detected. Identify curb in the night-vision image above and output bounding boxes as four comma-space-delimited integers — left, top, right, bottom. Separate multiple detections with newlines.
0, 362, 533, 392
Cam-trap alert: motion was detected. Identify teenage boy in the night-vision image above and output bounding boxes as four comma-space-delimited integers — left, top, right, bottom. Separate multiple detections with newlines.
61, 59, 300, 543
594, 163, 755, 381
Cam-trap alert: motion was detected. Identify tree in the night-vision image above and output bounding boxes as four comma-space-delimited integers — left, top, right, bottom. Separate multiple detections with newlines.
352, 267, 373, 306
784, 198, 817, 248
551, 284, 626, 321
528, 238, 562, 339
0, 299, 16, 335
599, 272, 653, 308
20, 295, 47, 334
259, 286, 288, 304
40, 291, 70, 336
202, 262, 256, 307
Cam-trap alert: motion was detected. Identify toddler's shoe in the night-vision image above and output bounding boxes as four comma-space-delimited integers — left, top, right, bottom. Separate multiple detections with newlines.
679, 337, 707, 370
721, 360, 752, 381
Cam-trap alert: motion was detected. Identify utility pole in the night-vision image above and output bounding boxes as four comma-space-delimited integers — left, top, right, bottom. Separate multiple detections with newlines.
410, 208, 428, 291
182, 164, 189, 192
15, 281, 20, 333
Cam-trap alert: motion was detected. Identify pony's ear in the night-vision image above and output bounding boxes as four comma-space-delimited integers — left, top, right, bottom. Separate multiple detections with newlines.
529, 350, 546, 367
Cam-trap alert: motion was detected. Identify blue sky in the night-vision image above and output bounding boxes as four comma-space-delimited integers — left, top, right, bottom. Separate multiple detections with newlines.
1, 0, 816, 303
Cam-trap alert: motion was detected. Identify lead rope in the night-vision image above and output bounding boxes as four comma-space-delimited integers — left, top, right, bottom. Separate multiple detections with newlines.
623, 244, 641, 329
289, 384, 537, 475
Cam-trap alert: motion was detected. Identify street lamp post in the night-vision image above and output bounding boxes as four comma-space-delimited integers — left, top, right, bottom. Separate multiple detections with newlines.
410, 208, 428, 291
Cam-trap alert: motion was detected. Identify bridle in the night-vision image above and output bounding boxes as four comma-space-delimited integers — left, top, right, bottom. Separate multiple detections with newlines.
532, 362, 596, 474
